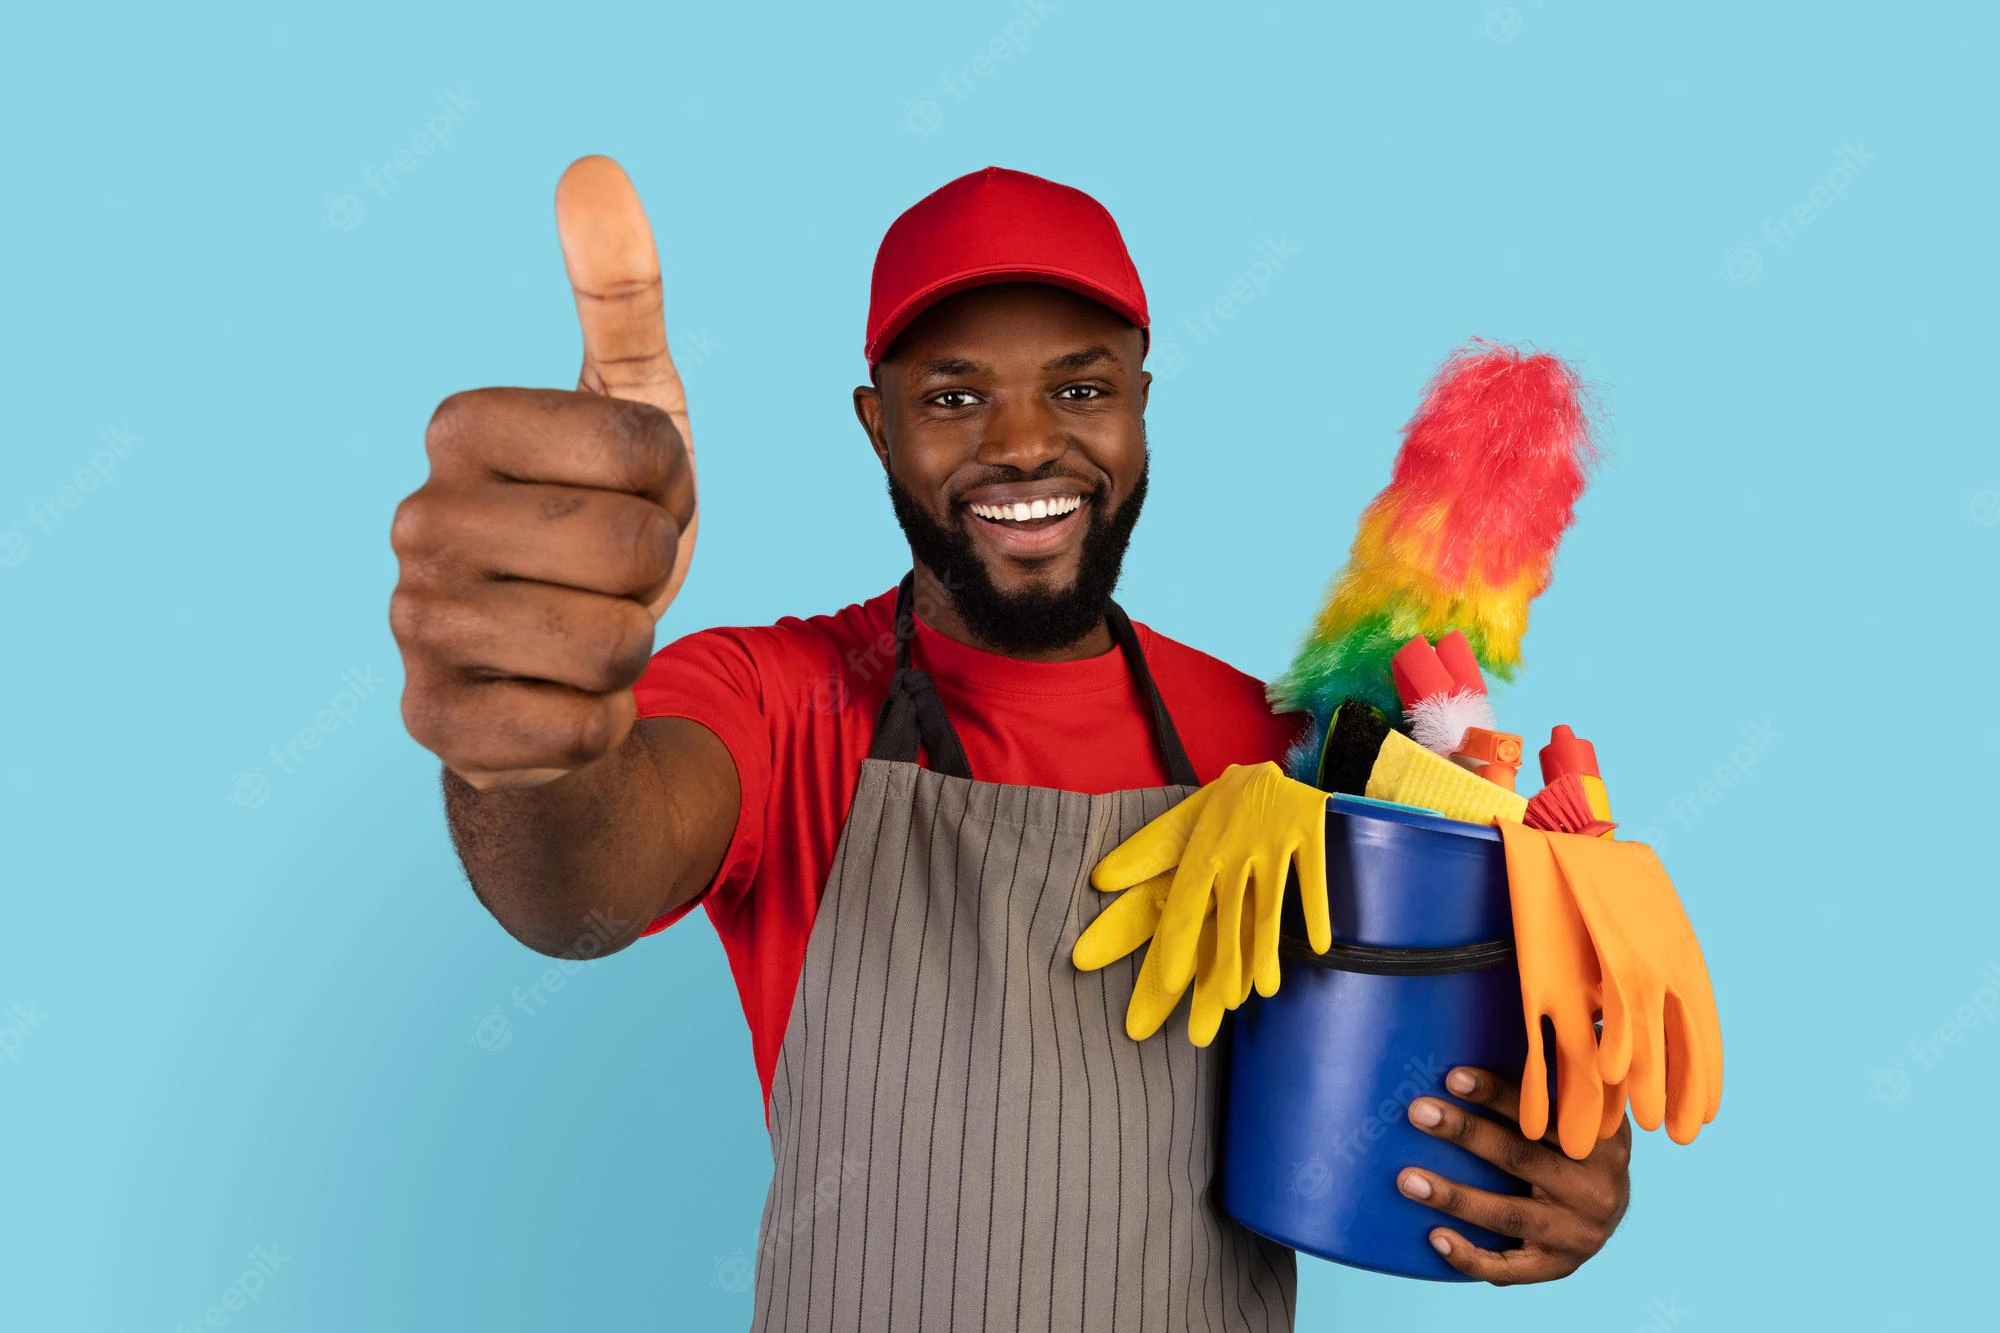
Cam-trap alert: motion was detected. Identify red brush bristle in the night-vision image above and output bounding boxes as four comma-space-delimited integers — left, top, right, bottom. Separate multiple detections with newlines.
1386, 341, 1596, 587
1525, 774, 1599, 833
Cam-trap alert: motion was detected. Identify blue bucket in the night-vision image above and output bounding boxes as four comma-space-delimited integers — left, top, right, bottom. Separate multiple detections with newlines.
1219, 796, 1530, 1281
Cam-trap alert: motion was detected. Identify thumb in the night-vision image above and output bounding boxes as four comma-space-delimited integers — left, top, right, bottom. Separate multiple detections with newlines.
554, 156, 689, 433
555, 155, 697, 615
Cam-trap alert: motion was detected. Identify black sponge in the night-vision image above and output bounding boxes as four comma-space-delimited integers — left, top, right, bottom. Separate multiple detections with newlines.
1315, 701, 1393, 795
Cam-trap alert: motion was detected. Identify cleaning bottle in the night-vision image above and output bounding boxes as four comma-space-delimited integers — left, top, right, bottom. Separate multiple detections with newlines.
1540, 725, 1612, 826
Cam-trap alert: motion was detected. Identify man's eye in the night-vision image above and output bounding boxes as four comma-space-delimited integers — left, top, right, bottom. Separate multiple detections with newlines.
929, 390, 979, 409
1057, 385, 1104, 401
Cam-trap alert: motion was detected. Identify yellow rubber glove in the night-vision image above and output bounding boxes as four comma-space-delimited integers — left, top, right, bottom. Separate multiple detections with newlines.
1546, 834, 1724, 1144
1077, 763, 1331, 1040
1072, 872, 1252, 1044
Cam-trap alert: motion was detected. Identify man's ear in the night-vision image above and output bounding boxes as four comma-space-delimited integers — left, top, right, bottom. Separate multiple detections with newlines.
852, 385, 891, 468
1139, 370, 1152, 412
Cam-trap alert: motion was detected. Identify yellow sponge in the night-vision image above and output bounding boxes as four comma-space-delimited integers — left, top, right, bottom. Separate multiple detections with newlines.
1366, 730, 1529, 826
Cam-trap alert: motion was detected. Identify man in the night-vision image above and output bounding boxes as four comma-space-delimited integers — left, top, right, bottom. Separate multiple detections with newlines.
390, 157, 1631, 1330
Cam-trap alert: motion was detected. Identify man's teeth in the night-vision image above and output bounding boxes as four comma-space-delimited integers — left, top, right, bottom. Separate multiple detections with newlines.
968, 495, 1084, 522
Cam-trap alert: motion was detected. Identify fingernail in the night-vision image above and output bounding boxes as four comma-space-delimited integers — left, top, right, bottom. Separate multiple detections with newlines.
1411, 1100, 1443, 1128
1431, 1234, 1452, 1256
1447, 1069, 1477, 1095
1400, 1171, 1432, 1200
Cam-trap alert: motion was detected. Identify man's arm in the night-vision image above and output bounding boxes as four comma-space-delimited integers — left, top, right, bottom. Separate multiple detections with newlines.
391, 157, 730, 955
439, 717, 737, 957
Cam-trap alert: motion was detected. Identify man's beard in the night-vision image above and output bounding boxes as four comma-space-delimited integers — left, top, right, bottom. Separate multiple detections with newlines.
887, 457, 1149, 656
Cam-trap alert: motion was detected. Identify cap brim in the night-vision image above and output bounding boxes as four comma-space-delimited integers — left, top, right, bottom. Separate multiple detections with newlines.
866, 264, 1149, 365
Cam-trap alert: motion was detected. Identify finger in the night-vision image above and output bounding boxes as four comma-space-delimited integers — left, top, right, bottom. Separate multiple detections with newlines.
1189, 910, 1228, 1046
1682, 946, 1725, 1122
1249, 860, 1286, 998
403, 667, 635, 788
1397, 1170, 1594, 1251
425, 389, 690, 515
1073, 874, 1169, 972
1123, 922, 1189, 1042
1234, 894, 1257, 1007
1294, 824, 1331, 954
1662, 990, 1710, 1145
1426, 1230, 1576, 1286
1599, 1078, 1631, 1143
1444, 1066, 1522, 1124
391, 580, 658, 694
1618, 984, 1669, 1133
1595, 962, 1635, 1087
555, 156, 685, 419
1408, 1097, 1567, 1188
1554, 1016, 1611, 1161
1204, 859, 1253, 1003
396, 482, 681, 603
1092, 787, 1209, 889
1517, 1010, 1553, 1143
1152, 849, 1220, 992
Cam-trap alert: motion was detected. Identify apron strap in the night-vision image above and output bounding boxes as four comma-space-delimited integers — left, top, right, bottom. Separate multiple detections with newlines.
868, 573, 1201, 787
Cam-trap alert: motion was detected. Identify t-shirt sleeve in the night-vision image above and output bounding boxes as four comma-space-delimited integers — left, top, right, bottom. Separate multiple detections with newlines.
630, 626, 776, 935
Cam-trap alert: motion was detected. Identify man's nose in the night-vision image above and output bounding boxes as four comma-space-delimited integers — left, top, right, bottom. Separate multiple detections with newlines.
975, 397, 1067, 472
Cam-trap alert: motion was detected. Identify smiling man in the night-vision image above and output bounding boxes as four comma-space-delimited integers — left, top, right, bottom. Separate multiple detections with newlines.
390, 158, 1630, 1332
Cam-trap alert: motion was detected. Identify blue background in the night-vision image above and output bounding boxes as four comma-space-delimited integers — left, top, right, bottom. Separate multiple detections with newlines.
4, 1, 1992, 1328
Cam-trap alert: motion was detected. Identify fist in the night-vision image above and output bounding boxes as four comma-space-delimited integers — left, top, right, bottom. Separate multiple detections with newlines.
390, 158, 697, 789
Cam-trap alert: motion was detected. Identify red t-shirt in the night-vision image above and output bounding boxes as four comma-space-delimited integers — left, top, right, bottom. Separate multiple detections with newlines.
633, 587, 1305, 1112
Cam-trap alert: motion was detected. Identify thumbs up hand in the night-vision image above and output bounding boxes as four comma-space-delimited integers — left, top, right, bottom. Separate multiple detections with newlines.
391, 157, 697, 790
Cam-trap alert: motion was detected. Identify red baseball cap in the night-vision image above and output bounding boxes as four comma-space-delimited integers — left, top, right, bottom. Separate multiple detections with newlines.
865, 166, 1149, 366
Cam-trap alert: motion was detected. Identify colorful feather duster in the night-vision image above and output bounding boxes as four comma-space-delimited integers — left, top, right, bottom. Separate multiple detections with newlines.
1269, 341, 1597, 780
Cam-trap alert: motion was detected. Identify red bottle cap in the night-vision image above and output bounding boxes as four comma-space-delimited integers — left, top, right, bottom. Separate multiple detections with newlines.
1539, 724, 1601, 783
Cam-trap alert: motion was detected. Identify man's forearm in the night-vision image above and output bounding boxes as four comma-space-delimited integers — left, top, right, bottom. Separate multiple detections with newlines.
442, 723, 713, 958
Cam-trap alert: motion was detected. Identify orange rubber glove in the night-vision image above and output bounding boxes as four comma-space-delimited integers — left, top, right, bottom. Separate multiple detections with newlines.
1545, 834, 1723, 1143
1498, 823, 1630, 1159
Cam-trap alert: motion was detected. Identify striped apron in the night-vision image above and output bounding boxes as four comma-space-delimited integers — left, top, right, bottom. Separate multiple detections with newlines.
749, 577, 1297, 1332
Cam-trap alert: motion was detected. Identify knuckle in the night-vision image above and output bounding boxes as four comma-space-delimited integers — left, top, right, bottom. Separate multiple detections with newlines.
1448, 1109, 1479, 1144
1496, 1205, 1529, 1237
425, 391, 481, 457
389, 492, 435, 559
400, 682, 456, 756
387, 586, 432, 649
1578, 1180, 1617, 1219
604, 400, 678, 491
624, 501, 679, 591
1503, 1139, 1540, 1176
559, 698, 623, 767
577, 601, 654, 690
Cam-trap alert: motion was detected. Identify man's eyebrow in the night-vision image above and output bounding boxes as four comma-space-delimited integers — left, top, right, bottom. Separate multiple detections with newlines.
1042, 344, 1119, 374
912, 356, 989, 378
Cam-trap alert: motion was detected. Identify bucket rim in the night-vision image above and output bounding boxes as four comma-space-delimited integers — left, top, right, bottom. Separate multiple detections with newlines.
1329, 794, 1503, 843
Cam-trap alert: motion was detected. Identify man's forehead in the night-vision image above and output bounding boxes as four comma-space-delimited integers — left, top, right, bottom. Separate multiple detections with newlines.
907, 343, 1124, 381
